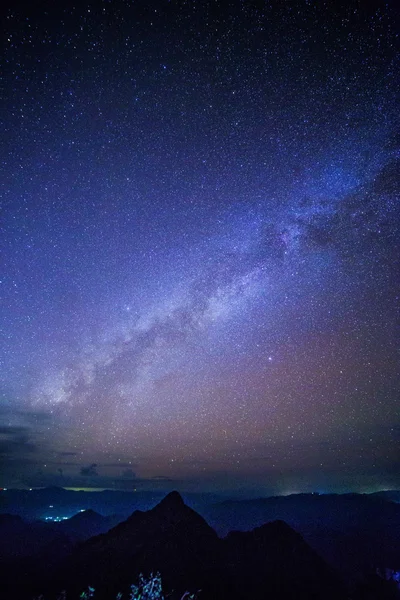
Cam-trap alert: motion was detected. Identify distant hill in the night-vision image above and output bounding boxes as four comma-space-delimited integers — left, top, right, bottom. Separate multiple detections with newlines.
222, 519, 344, 600
54, 508, 123, 542
0, 513, 69, 559
370, 490, 400, 503
0, 509, 122, 557
0, 486, 167, 521
202, 492, 400, 584
0, 509, 121, 599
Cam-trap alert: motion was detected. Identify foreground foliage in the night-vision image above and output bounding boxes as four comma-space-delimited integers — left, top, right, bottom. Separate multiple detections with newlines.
34, 573, 199, 600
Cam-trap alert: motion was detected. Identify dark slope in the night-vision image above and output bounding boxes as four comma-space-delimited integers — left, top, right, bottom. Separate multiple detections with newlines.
0, 514, 72, 600
203, 492, 400, 581
59, 491, 224, 599
224, 520, 344, 600
0, 510, 120, 599
53, 491, 345, 600
0, 513, 69, 559
54, 509, 122, 542
0, 510, 121, 558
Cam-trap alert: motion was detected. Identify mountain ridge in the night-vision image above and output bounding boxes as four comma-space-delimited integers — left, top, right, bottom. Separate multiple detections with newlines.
2, 491, 398, 599
53, 490, 344, 600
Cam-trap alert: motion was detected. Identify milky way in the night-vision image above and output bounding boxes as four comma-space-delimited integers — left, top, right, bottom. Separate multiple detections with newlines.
1, 0, 399, 493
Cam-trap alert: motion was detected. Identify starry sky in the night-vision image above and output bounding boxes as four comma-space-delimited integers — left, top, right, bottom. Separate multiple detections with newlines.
1, 0, 399, 494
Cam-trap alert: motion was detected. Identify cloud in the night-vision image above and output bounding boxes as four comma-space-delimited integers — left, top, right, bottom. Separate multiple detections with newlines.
17, 472, 178, 490
0, 425, 28, 435
80, 463, 99, 477
0, 425, 38, 456
0, 402, 53, 427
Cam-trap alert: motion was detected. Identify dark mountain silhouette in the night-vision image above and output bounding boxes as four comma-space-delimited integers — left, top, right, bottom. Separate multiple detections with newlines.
0, 513, 26, 538
59, 490, 224, 599
0, 510, 121, 558
0, 514, 72, 600
52, 491, 345, 600
370, 490, 400, 503
1, 491, 399, 599
203, 492, 400, 585
54, 508, 122, 542
0, 510, 120, 599
223, 520, 344, 600
0, 513, 69, 559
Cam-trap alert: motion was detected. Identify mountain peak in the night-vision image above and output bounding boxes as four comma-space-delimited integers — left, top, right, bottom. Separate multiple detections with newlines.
70, 508, 101, 521
155, 490, 185, 510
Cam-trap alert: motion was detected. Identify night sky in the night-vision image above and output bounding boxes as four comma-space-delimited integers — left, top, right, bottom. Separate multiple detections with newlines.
2, 0, 399, 494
